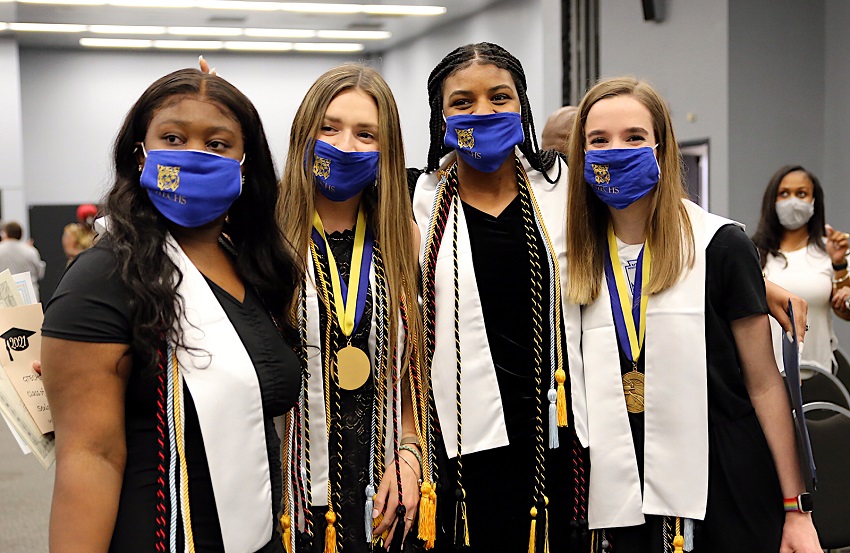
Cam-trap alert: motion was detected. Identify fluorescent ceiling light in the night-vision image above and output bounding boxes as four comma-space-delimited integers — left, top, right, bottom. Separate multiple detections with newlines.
224, 41, 293, 51
168, 26, 242, 36
244, 28, 316, 38
363, 5, 445, 16
153, 39, 224, 49
17, 1, 446, 16
316, 30, 390, 40
80, 37, 153, 48
89, 25, 167, 34
197, 0, 279, 10
294, 42, 364, 52
10, 22, 87, 32
109, 0, 196, 6
20, 0, 105, 4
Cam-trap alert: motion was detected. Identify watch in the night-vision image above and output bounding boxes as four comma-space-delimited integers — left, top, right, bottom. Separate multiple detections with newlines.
783, 493, 813, 513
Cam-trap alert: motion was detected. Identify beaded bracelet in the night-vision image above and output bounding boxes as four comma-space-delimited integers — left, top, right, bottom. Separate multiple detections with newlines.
399, 444, 423, 469
833, 273, 850, 287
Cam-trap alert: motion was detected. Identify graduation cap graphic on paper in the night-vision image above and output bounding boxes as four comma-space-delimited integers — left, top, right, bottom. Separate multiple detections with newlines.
1, 327, 36, 362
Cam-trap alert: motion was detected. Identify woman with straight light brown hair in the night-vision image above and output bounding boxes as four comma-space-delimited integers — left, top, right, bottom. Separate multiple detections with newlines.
278, 63, 432, 553
565, 76, 820, 552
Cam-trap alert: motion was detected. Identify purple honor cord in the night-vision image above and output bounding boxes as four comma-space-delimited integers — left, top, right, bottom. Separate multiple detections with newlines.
603, 246, 645, 363
311, 227, 374, 331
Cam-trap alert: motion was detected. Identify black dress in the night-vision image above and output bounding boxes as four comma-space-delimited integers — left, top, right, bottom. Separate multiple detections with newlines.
434, 197, 575, 553
604, 225, 784, 553
307, 228, 376, 553
42, 243, 301, 553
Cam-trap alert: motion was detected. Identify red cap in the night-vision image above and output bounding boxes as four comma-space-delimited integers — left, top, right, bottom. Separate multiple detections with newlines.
76, 204, 98, 223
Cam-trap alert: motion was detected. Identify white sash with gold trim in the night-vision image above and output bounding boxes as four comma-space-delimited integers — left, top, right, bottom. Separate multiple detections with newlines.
302, 251, 403, 505
412, 149, 584, 458
577, 201, 733, 528
165, 234, 273, 552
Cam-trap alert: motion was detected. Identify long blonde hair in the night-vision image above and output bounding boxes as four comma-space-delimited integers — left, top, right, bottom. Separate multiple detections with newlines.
279, 63, 423, 371
566, 76, 694, 304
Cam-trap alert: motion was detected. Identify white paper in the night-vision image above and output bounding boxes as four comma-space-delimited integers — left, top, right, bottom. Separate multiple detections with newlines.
1, 410, 31, 455
12, 272, 36, 306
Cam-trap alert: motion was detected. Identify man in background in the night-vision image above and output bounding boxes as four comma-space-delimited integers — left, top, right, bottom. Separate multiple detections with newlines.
0, 221, 46, 301
541, 105, 578, 158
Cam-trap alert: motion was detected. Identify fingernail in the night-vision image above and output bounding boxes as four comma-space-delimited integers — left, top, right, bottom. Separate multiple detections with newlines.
372, 508, 379, 519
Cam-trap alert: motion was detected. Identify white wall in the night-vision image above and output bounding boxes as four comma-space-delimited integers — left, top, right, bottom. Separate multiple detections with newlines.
824, 0, 850, 356
728, 0, 825, 233
381, 0, 562, 169
0, 39, 28, 233
19, 49, 357, 206
597, 0, 730, 215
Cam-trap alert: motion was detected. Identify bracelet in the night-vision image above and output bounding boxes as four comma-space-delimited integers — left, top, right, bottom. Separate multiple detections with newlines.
833, 260, 848, 271
397, 453, 422, 483
400, 435, 420, 447
399, 444, 423, 470
833, 273, 850, 287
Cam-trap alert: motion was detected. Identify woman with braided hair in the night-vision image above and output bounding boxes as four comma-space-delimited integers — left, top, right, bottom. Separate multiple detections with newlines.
41, 68, 301, 552
277, 63, 433, 553
412, 42, 585, 553
564, 76, 820, 552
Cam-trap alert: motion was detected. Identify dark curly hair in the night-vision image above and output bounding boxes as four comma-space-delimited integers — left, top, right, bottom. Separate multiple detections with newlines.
105, 68, 299, 373
751, 164, 826, 268
425, 42, 559, 182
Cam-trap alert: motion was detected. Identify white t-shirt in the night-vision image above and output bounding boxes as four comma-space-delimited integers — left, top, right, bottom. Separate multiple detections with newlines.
616, 237, 644, 304
764, 243, 837, 372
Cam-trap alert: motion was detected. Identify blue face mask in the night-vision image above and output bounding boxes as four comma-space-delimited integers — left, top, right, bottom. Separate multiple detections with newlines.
584, 146, 660, 210
311, 139, 380, 202
443, 112, 525, 173
139, 147, 243, 228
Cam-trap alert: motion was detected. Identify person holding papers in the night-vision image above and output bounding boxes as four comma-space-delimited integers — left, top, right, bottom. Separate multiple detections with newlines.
41, 68, 301, 553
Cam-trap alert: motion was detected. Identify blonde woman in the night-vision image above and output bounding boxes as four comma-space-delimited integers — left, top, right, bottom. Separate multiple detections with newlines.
565, 77, 820, 552
278, 64, 431, 553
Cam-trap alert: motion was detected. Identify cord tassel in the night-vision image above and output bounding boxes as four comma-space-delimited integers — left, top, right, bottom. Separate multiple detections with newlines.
454, 489, 470, 547
555, 369, 568, 427
673, 517, 684, 553
364, 484, 375, 543
548, 389, 560, 449
683, 518, 694, 552
543, 497, 550, 553
324, 510, 338, 553
280, 514, 292, 553
528, 506, 538, 553
388, 505, 406, 553
418, 480, 437, 548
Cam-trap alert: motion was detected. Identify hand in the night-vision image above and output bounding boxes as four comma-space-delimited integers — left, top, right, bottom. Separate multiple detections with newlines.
825, 224, 849, 265
33, 360, 42, 375
764, 279, 809, 342
198, 55, 217, 76
832, 287, 850, 320
779, 512, 821, 552
372, 449, 422, 548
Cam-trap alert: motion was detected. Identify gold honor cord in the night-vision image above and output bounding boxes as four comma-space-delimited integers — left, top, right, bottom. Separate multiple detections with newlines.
313, 206, 371, 390
607, 223, 651, 414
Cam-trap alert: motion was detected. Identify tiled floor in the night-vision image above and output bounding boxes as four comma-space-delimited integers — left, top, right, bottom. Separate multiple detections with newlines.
0, 424, 53, 552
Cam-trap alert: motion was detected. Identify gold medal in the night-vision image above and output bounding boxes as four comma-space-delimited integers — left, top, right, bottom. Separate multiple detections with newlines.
622, 370, 645, 413
336, 345, 371, 390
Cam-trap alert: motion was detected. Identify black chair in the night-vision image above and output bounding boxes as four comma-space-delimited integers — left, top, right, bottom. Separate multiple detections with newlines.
802, 401, 850, 551
833, 347, 850, 393
798, 363, 850, 410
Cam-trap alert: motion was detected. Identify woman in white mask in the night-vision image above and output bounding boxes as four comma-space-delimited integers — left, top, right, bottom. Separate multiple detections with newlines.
752, 165, 850, 374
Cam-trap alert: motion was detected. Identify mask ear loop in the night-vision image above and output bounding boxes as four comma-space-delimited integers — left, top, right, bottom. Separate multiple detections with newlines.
134, 143, 148, 173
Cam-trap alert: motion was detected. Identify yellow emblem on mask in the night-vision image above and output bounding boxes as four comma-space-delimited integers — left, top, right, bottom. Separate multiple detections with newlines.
157, 164, 180, 192
592, 163, 610, 185
313, 156, 331, 179
456, 128, 475, 150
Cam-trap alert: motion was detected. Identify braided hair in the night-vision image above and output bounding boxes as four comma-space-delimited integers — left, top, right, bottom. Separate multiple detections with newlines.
425, 42, 559, 182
